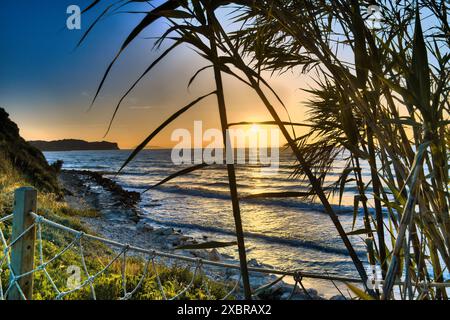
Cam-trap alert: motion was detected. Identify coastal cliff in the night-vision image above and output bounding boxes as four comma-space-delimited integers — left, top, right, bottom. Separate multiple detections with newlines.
29, 139, 120, 151
0, 107, 60, 193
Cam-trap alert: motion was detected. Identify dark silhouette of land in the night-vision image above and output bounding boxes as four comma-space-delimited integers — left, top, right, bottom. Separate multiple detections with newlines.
29, 139, 120, 151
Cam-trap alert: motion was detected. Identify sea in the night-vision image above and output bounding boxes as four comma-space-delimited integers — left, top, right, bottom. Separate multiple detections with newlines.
44, 149, 373, 282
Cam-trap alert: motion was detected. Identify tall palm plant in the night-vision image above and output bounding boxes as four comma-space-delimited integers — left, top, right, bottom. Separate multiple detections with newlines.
81, 0, 256, 299
81, 0, 449, 299
233, 0, 449, 299
82, 0, 375, 296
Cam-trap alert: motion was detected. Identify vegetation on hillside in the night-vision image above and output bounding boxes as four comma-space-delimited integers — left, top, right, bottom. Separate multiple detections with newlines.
0, 112, 229, 300
0, 108, 60, 194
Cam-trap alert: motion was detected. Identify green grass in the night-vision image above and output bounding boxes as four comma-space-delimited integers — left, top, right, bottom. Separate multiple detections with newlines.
0, 160, 232, 300
0, 108, 60, 194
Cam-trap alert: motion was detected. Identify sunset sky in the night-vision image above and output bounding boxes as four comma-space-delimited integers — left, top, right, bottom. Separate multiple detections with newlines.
0, 0, 312, 149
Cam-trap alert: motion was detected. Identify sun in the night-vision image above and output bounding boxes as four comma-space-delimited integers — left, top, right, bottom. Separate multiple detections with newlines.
249, 124, 260, 133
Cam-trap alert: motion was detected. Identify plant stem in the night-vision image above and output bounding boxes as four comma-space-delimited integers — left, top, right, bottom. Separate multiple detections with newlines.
367, 123, 387, 276
206, 7, 252, 300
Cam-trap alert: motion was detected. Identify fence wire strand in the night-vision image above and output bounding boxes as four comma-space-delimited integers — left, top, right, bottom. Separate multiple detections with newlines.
2, 212, 449, 300
0, 213, 251, 300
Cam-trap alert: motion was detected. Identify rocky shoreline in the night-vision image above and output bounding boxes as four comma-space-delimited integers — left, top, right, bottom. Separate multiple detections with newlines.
63, 169, 141, 209
59, 169, 337, 300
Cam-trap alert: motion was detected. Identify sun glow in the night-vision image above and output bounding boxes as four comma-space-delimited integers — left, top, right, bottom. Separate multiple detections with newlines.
249, 124, 260, 133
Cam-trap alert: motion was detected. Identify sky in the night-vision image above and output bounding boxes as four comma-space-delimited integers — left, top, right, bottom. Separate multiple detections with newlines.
0, 0, 312, 149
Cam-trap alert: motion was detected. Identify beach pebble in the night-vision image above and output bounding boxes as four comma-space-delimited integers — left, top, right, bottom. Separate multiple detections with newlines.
154, 227, 174, 236
254, 282, 285, 299
179, 235, 192, 242
208, 249, 222, 261
167, 235, 192, 247
280, 291, 309, 300
277, 285, 324, 300
307, 288, 319, 297
191, 249, 223, 261
247, 258, 271, 269
137, 221, 154, 232
189, 249, 213, 260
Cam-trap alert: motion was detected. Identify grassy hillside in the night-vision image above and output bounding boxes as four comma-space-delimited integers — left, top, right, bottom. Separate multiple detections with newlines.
0, 108, 59, 194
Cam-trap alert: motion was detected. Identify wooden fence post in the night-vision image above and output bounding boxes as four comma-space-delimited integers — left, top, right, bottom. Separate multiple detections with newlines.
8, 187, 37, 300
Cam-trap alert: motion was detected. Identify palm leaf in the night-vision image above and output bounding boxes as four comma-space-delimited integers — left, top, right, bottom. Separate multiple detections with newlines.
175, 241, 237, 250
410, 5, 431, 114
118, 91, 216, 174
244, 191, 314, 199
346, 283, 374, 300
143, 163, 208, 193
86, 1, 180, 108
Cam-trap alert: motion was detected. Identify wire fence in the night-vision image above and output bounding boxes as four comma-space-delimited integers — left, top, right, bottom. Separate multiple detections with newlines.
1, 189, 449, 300
0, 207, 368, 300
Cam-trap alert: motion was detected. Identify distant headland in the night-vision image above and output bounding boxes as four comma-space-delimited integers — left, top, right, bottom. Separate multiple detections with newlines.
28, 139, 120, 151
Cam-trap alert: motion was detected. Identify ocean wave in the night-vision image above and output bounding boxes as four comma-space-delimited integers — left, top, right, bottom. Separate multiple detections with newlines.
146, 185, 359, 214
143, 217, 366, 257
